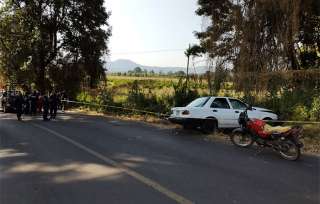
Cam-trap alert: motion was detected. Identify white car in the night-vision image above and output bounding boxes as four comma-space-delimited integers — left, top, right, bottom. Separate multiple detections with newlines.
169, 97, 278, 132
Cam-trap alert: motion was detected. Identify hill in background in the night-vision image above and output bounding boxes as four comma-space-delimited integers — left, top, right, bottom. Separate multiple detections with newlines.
105, 59, 208, 74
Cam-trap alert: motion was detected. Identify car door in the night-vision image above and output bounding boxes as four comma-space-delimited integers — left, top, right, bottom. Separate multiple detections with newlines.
228, 98, 248, 127
210, 98, 235, 128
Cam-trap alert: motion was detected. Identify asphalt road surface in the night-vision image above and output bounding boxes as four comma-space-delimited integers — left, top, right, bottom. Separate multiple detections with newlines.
0, 112, 319, 204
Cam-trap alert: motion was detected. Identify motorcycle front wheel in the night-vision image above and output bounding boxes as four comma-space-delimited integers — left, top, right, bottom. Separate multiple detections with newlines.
231, 131, 254, 148
279, 140, 301, 161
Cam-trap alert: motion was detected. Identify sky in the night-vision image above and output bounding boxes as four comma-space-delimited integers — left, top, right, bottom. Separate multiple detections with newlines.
104, 0, 203, 67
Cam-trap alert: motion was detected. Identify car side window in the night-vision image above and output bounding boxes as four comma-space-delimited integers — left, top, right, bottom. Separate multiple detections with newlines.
229, 99, 247, 110
211, 98, 230, 109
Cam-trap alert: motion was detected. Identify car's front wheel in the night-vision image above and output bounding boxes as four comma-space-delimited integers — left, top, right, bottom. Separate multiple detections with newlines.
201, 119, 217, 134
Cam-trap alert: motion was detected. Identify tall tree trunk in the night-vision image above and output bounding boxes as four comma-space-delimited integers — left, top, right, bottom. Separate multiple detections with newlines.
206, 71, 213, 95
288, 42, 299, 70
37, 64, 46, 93
186, 55, 190, 88
36, 48, 46, 93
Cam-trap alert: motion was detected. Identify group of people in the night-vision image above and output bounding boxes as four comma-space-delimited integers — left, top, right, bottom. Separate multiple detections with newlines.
15, 91, 64, 121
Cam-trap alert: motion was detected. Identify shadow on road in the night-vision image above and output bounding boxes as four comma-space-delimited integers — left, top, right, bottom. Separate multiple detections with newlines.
0, 113, 179, 204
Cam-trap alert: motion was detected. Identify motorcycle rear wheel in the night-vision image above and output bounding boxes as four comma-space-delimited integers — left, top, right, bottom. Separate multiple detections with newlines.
279, 140, 301, 161
231, 131, 254, 148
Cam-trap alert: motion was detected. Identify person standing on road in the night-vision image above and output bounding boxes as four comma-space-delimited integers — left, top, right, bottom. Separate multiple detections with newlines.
15, 92, 24, 121
37, 92, 43, 114
49, 92, 58, 119
30, 91, 37, 115
61, 91, 67, 113
42, 94, 50, 121
24, 91, 30, 115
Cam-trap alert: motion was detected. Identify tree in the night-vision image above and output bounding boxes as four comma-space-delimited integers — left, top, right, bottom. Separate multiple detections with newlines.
195, 0, 320, 94
184, 44, 204, 87
0, 0, 111, 92
149, 70, 155, 75
62, 0, 111, 88
175, 71, 186, 77
133, 67, 142, 74
0, 4, 36, 88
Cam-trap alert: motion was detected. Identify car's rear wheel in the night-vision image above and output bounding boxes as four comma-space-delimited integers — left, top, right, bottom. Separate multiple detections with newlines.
201, 119, 217, 134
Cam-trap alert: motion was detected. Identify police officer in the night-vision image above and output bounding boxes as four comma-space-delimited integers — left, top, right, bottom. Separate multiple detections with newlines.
15, 92, 24, 121
30, 91, 37, 115
42, 94, 50, 121
24, 91, 30, 114
49, 92, 58, 119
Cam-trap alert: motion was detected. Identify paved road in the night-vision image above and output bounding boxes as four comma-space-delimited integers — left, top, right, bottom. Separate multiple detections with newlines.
0, 112, 319, 204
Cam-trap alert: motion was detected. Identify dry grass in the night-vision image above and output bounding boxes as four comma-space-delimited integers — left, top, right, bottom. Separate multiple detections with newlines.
301, 124, 320, 154
204, 131, 231, 143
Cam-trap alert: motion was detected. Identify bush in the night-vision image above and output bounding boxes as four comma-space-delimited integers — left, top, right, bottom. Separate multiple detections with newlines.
310, 97, 320, 121
291, 104, 309, 121
76, 91, 94, 103
260, 88, 319, 121
173, 78, 199, 107
96, 88, 114, 112
125, 80, 171, 114
127, 80, 145, 108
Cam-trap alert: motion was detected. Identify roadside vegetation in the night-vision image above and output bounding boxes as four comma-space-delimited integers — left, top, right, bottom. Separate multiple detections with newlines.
75, 74, 320, 122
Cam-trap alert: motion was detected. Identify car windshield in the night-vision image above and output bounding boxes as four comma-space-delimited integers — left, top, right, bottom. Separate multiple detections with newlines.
187, 97, 210, 107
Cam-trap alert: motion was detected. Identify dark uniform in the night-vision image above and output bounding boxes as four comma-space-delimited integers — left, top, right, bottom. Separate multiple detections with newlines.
15, 93, 24, 121
24, 92, 30, 114
49, 93, 58, 119
30, 91, 37, 115
42, 95, 50, 121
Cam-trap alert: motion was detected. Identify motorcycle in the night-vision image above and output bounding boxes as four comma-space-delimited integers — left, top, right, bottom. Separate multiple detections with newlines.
230, 106, 304, 161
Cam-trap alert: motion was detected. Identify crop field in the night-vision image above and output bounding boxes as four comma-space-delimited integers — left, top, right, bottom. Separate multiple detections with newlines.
106, 75, 207, 103
106, 75, 241, 104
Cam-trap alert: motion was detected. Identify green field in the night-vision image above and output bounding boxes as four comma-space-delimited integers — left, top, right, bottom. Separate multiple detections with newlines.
106, 75, 240, 104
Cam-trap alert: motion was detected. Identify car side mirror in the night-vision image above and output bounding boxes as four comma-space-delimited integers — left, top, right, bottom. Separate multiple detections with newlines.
247, 104, 253, 110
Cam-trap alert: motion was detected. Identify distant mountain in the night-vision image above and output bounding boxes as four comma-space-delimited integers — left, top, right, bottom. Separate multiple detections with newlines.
105, 59, 208, 74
